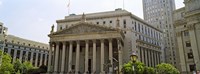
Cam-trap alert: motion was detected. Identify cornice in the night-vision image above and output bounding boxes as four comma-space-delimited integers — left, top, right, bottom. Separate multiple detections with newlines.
136, 39, 161, 48
176, 32, 182, 37
174, 19, 187, 27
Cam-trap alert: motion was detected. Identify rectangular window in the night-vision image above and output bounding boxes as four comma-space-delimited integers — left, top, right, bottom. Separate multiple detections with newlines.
123, 20, 126, 24
123, 20, 126, 28
103, 21, 106, 24
189, 64, 195, 72
186, 41, 191, 47
138, 23, 140, 32
187, 52, 193, 59
96, 22, 99, 24
135, 24, 137, 31
110, 21, 112, 23
184, 31, 189, 36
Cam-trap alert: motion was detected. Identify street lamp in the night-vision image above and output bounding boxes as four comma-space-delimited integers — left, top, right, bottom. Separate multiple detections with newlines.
0, 27, 8, 66
130, 52, 138, 74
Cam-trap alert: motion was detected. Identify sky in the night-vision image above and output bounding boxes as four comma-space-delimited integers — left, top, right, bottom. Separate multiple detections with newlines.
0, 0, 184, 44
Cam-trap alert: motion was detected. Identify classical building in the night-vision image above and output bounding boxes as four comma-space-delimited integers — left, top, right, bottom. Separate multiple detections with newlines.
142, 0, 178, 67
173, 0, 200, 74
48, 9, 163, 73
0, 22, 49, 67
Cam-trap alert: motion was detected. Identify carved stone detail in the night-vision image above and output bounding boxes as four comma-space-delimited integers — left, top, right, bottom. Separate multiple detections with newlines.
176, 32, 182, 37
187, 24, 195, 30
54, 24, 115, 35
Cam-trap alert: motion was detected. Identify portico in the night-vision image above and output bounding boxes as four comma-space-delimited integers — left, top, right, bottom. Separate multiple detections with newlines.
48, 22, 124, 74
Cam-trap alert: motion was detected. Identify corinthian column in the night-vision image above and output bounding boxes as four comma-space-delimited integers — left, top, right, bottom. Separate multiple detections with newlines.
68, 41, 73, 73
109, 39, 113, 73
54, 43, 59, 72
39, 53, 43, 66
92, 40, 96, 73
75, 41, 80, 74
35, 51, 39, 67
84, 40, 89, 74
100, 39, 105, 74
61, 42, 66, 73
30, 50, 34, 64
12, 49, 17, 63
48, 44, 53, 72
118, 39, 122, 74
19, 50, 23, 61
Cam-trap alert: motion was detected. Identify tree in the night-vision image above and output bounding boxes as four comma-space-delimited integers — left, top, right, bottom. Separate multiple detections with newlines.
144, 67, 155, 74
122, 61, 145, 74
156, 63, 180, 74
23, 61, 34, 73
0, 50, 14, 74
13, 59, 24, 73
13, 59, 34, 73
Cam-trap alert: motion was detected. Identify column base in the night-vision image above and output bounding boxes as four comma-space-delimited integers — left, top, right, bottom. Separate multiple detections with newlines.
75, 71, 81, 74
83, 71, 89, 74
100, 71, 105, 74
92, 71, 97, 74
59, 71, 66, 74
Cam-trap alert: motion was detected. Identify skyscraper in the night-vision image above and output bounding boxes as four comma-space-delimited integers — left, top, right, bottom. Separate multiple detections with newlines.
142, 0, 177, 67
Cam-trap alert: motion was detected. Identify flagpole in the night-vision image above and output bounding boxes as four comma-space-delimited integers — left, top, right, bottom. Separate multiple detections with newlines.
67, 0, 70, 15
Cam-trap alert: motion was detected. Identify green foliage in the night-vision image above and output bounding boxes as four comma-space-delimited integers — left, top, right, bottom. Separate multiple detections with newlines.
123, 61, 134, 74
16, 70, 21, 74
27, 65, 47, 74
135, 61, 145, 74
0, 50, 14, 74
13, 59, 24, 73
0, 50, 34, 74
23, 61, 34, 73
156, 63, 180, 74
145, 67, 156, 74
122, 60, 179, 74
122, 61, 145, 74
13, 59, 34, 73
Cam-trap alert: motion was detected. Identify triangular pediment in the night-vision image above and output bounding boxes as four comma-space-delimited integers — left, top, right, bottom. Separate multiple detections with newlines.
51, 22, 118, 35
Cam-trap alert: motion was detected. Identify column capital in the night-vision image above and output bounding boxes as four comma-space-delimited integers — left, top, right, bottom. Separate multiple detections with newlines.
108, 38, 113, 42
92, 39, 96, 43
187, 24, 195, 30
76, 40, 80, 44
100, 39, 104, 42
85, 40, 89, 43
62, 41, 66, 44
69, 41, 73, 44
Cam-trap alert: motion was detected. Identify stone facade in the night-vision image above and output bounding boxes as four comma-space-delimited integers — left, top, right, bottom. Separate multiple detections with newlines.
48, 9, 163, 73
0, 23, 49, 67
142, 0, 178, 67
173, 0, 200, 73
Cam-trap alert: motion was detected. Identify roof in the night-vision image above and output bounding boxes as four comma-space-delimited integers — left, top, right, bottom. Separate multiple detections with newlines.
56, 9, 162, 33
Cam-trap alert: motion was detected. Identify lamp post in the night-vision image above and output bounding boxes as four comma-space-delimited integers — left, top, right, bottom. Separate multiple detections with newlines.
0, 27, 8, 66
130, 52, 138, 74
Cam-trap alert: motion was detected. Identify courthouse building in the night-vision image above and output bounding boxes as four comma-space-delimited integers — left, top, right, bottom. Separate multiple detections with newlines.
173, 0, 200, 74
0, 22, 49, 67
48, 9, 163, 73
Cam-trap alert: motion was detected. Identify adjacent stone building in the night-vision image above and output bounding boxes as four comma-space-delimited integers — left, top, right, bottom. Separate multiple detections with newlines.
142, 0, 178, 66
173, 0, 200, 73
0, 22, 49, 67
48, 9, 163, 73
